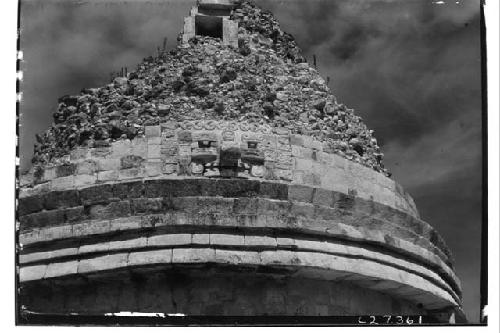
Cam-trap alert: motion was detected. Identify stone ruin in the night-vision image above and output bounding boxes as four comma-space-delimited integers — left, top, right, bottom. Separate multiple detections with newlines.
17, 0, 465, 323
29, 0, 387, 176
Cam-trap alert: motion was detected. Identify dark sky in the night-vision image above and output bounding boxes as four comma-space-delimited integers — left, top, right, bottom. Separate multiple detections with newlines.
19, 0, 483, 322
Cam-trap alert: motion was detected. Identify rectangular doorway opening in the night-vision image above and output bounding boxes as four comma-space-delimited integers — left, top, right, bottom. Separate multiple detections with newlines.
195, 15, 223, 39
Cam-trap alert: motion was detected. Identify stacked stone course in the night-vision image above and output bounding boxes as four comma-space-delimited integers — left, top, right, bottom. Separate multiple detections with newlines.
18, 0, 464, 323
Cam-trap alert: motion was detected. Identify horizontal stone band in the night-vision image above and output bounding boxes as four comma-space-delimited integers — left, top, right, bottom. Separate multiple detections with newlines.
18, 231, 460, 305
18, 178, 452, 263
21, 129, 419, 219
19, 244, 458, 311
19, 216, 460, 300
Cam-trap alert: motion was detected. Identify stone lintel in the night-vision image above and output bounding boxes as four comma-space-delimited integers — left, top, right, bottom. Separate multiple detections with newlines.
198, 0, 235, 10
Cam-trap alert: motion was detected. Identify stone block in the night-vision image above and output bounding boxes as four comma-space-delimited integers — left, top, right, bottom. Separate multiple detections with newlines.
288, 184, 313, 203
97, 170, 119, 182
161, 139, 178, 153
78, 242, 110, 254
259, 250, 299, 266
172, 248, 215, 263
295, 158, 313, 171
233, 197, 258, 214
145, 126, 161, 138
145, 179, 176, 197
45, 261, 79, 279
222, 18, 238, 48
196, 178, 218, 197
169, 197, 198, 213
294, 239, 329, 253
330, 222, 364, 240
109, 216, 142, 232
110, 140, 131, 157
299, 147, 315, 159
148, 233, 192, 247
260, 182, 288, 200
55, 164, 77, 178
19, 251, 48, 264
128, 249, 172, 266
217, 179, 260, 197
43, 189, 80, 210
244, 235, 277, 248
76, 160, 98, 175
38, 224, 73, 242
275, 169, 292, 181
182, 16, 195, 44
257, 198, 290, 216
32, 182, 51, 195
199, 0, 235, 9
20, 209, 65, 230
163, 163, 178, 175
120, 155, 144, 169
74, 174, 97, 187
303, 172, 321, 186
147, 145, 162, 160
276, 237, 296, 249
289, 135, 304, 146
131, 198, 164, 214
19, 247, 78, 264
90, 147, 111, 158
215, 249, 260, 265
130, 142, 148, 159
147, 137, 161, 145
19, 264, 47, 282
77, 253, 129, 274
192, 233, 210, 245
210, 234, 244, 246
79, 184, 113, 205
43, 167, 57, 181
108, 237, 147, 250
297, 252, 335, 271
64, 205, 85, 223
89, 201, 130, 220
51, 176, 75, 191
19, 230, 40, 246
119, 168, 144, 180
292, 170, 304, 184
18, 195, 44, 216
97, 158, 121, 171
180, 179, 204, 197
314, 205, 336, 221
291, 202, 315, 218
177, 130, 192, 143
217, 197, 235, 214
313, 188, 333, 207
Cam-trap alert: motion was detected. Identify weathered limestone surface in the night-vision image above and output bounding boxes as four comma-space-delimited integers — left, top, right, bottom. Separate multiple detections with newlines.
21, 268, 428, 316
20, 124, 419, 218
18, 233, 460, 305
18, 0, 463, 323
17, 121, 463, 321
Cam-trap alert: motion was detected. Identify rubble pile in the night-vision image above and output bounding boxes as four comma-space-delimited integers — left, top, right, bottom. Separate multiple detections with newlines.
31, 0, 389, 175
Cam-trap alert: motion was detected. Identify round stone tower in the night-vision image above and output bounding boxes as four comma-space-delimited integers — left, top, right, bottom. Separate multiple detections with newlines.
17, 0, 464, 323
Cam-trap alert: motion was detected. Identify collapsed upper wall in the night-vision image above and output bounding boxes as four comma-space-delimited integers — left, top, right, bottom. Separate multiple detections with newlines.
29, 0, 389, 177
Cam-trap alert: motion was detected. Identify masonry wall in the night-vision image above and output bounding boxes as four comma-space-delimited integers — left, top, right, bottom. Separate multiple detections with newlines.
18, 122, 463, 320
21, 267, 427, 316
